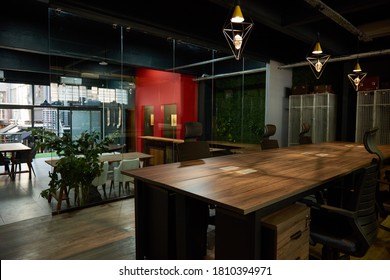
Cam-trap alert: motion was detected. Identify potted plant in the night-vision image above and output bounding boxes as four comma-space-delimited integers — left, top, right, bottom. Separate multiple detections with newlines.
31, 129, 119, 206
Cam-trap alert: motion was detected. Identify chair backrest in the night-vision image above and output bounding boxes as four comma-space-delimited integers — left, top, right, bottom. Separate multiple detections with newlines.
363, 127, 384, 164
0, 153, 10, 167
299, 122, 312, 144
349, 161, 379, 255
263, 124, 276, 138
184, 122, 203, 142
177, 141, 211, 161
15, 150, 32, 163
261, 124, 279, 149
92, 161, 109, 187
114, 158, 140, 182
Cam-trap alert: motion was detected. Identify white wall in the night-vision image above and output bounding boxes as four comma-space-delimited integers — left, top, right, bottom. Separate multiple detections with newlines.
265, 60, 292, 147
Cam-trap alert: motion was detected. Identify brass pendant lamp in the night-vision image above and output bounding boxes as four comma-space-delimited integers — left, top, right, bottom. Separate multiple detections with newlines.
348, 40, 367, 91
348, 59, 367, 91
222, 1, 254, 60
306, 33, 330, 79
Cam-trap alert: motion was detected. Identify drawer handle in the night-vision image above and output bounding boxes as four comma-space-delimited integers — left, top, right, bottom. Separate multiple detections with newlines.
290, 230, 302, 240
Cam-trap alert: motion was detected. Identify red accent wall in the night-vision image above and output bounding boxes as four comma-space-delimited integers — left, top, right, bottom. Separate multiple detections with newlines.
135, 68, 198, 151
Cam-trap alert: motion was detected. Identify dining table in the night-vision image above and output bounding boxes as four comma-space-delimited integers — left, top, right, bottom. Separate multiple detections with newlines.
44, 152, 153, 210
45, 152, 153, 168
0, 143, 32, 180
122, 141, 390, 260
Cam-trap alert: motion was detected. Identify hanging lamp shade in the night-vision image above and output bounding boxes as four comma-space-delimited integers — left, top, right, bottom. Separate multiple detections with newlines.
353, 62, 362, 72
312, 42, 323, 54
231, 5, 244, 23
223, 3, 253, 60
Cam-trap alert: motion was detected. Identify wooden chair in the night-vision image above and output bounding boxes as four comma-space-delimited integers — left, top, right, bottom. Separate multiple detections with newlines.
14, 144, 37, 178
0, 152, 10, 176
304, 161, 379, 259
261, 124, 279, 150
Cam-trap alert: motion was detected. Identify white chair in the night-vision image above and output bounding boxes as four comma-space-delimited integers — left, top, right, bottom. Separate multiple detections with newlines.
92, 161, 109, 199
110, 158, 140, 197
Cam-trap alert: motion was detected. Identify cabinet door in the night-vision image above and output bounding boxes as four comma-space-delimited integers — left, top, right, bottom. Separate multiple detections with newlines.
356, 91, 375, 143
288, 95, 302, 146
374, 90, 390, 144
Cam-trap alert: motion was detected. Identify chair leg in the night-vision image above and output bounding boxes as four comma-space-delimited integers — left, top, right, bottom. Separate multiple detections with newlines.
109, 180, 114, 198
101, 183, 107, 199
321, 246, 348, 260
379, 224, 390, 232
119, 182, 123, 196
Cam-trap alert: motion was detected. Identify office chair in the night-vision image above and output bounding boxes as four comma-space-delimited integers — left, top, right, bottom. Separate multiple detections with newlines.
305, 161, 379, 259
184, 122, 203, 142
299, 122, 312, 144
176, 141, 211, 162
261, 124, 279, 149
363, 127, 390, 232
176, 140, 215, 251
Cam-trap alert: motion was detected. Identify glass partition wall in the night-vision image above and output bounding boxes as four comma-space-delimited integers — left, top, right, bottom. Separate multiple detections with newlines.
0, 4, 267, 150
0, 3, 267, 210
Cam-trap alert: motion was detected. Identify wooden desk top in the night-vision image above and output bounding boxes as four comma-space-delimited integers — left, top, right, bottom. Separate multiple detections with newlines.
99, 152, 153, 163
45, 152, 153, 167
207, 140, 261, 153
139, 136, 184, 144
0, 143, 31, 153
123, 142, 390, 215
139, 137, 261, 152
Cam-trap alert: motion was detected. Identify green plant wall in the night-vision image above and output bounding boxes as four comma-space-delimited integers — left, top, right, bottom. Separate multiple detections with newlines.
214, 73, 266, 143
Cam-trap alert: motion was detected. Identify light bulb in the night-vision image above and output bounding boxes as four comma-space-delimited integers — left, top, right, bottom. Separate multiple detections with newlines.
234, 34, 243, 50
354, 77, 361, 87
315, 60, 323, 72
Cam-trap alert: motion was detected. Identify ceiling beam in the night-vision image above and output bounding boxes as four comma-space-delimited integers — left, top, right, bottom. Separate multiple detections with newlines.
303, 0, 371, 42
278, 49, 390, 69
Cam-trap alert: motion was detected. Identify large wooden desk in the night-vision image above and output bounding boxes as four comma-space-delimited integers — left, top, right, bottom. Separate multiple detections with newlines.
0, 143, 32, 180
124, 142, 390, 260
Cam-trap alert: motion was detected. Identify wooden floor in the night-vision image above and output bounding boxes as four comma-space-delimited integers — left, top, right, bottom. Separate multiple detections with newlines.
0, 199, 136, 260
0, 157, 389, 260
0, 196, 389, 259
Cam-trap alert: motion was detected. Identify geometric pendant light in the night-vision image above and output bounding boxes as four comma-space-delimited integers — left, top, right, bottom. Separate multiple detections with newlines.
306, 33, 330, 79
222, 1, 254, 60
348, 59, 367, 91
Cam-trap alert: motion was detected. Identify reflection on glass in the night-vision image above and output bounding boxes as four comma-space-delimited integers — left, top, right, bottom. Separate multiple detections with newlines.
0, 109, 32, 143
0, 82, 33, 105
71, 110, 101, 140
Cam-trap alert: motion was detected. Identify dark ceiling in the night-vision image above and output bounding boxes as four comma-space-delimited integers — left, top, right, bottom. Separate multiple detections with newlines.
1, 0, 390, 84
49, 0, 390, 64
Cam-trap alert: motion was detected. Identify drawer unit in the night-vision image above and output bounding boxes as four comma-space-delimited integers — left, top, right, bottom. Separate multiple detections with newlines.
261, 204, 310, 260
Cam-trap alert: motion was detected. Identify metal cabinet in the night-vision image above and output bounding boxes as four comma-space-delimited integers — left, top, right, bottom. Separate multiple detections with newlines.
356, 89, 390, 144
288, 93, 336, 146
